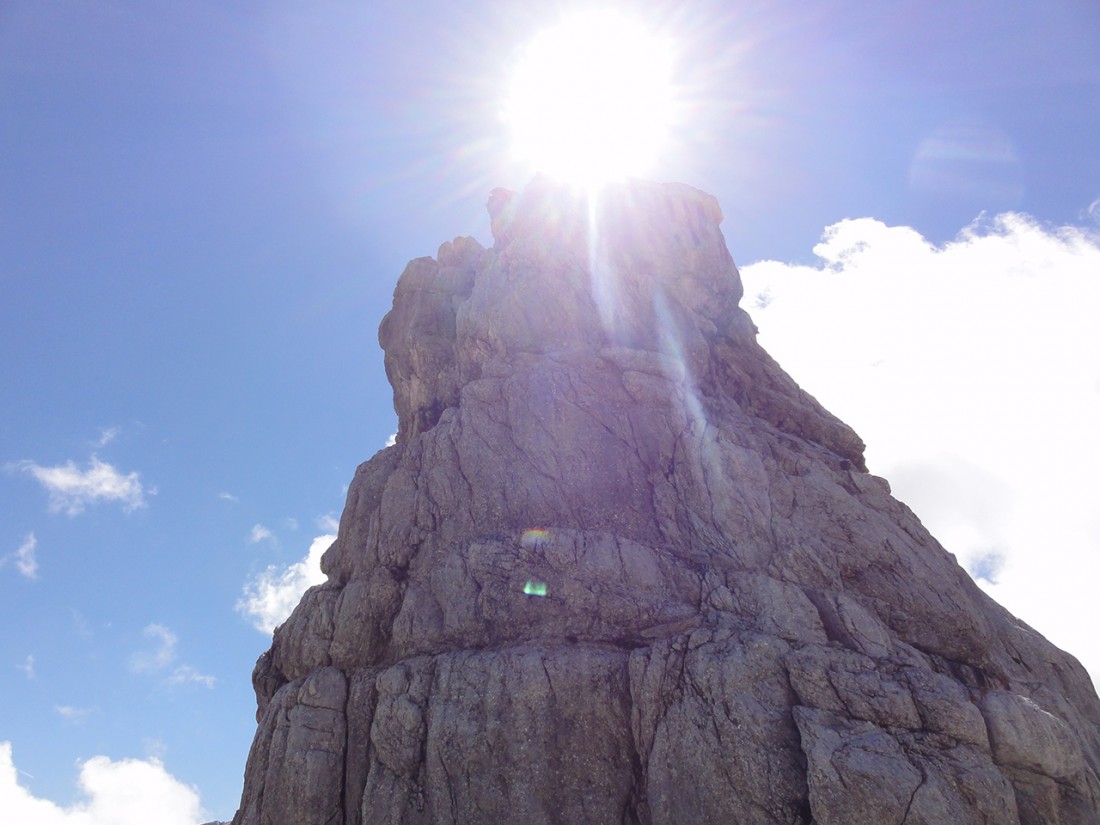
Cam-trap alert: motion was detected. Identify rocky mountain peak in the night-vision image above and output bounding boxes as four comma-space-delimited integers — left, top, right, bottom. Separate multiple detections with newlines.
233, 179, 1100, 824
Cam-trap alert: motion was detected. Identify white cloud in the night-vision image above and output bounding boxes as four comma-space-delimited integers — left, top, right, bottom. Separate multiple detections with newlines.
741, 211, 1100, 681
13, 457, 148, 516
384, 432, 397, 447
218, 492, 239, 503
248, 524, 274, 544
237, 534, 334, 634
0, 741, 205, 825
315, 512, 340, 533
284, 517, 299, 531
16, 655, 34, 679
130, 624, 177, 673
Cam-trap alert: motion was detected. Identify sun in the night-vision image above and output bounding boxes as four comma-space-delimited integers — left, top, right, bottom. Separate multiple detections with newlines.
503, 10, 677, 188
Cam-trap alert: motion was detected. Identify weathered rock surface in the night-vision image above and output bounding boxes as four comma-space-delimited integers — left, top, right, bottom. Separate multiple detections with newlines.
232, 178, 1100, 824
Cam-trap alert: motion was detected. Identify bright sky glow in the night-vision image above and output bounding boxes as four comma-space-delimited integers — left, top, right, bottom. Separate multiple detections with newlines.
503, 10, 676, 187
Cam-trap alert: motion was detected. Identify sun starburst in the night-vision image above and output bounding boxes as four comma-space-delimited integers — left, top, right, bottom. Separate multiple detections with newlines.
503, 10, 678, 188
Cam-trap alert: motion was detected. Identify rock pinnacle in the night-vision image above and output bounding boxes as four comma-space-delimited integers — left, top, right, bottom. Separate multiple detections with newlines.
232, 178, 1100, 825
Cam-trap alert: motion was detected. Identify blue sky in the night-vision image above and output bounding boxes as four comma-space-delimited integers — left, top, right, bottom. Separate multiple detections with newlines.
2, 1, 1099, 821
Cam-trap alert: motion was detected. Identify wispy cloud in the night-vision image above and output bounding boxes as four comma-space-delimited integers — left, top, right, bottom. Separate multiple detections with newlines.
237, 534, 334, 634
129, 624, 214, 689
2, 534, 38, 579
11, 456, 148, 516
218, 491, 239, 503
249, 524, 274, 544
142, 738, 167, 761
15, 655, 34, 680
315, 512, 339, 533
130, 624, 177, 673
0, 741, 205, 824
164, 665, 216, 689
71, 609, 94, 640
1085, 196, 1100, 225
14, 534, 38, 579
96, 426, 120, 448
54, 706, 93, 723
742, 211, 1100, 681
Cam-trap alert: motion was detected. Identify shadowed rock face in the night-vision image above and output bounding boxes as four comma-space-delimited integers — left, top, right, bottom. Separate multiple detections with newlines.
233, 178, 1100, 825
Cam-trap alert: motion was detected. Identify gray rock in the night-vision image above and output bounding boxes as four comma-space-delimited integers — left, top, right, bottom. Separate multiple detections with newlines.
231, 179, 1100, 824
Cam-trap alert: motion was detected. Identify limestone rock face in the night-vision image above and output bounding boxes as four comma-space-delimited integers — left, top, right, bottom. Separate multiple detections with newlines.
232, 178, 1100, 825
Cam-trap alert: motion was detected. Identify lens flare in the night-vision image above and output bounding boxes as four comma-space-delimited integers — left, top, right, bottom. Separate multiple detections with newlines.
523, 580, 549, 597
520, 528, 553, 549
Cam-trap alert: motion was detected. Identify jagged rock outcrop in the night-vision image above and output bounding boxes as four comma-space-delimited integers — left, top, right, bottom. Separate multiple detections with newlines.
232, 178, 1100, 824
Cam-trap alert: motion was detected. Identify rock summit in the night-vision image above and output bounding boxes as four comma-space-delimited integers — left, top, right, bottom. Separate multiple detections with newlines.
232, 178, 1100, 824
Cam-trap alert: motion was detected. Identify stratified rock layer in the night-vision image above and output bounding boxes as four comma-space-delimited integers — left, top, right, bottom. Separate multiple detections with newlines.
233, 179, 1100, 825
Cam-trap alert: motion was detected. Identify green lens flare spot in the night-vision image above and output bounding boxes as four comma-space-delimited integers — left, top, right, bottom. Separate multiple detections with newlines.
523, 580, 548, 597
